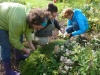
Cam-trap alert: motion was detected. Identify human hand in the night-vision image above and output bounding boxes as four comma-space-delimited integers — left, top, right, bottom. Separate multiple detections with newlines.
29, 44, 35, 51
66, 33, 72, 38
66, 33, 71, 37
60, 28, 65, 34
22, 48, 31, 55
52, 29, 59, 38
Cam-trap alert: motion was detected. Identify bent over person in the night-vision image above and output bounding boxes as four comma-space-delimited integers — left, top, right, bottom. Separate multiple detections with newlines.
0, 2, 50, 75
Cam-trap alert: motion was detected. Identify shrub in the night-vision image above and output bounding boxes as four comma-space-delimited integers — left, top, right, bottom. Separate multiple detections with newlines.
19, 35, 100, 75
19, 40, 65, 75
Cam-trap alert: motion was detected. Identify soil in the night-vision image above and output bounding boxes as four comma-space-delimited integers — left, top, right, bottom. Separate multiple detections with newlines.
0, 50, 19, 75
0, 61, 4, 75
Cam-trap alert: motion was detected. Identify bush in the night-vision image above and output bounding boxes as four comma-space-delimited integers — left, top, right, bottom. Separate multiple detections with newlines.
19, 40, 65, 75
19, 35, 100, 75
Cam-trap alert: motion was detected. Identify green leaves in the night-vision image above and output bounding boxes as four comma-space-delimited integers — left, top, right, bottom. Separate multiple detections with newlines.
19, 35, 100, 75
19, 40, 65, 75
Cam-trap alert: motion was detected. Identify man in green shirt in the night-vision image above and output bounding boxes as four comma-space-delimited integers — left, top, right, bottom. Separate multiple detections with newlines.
0, 2, 50, 75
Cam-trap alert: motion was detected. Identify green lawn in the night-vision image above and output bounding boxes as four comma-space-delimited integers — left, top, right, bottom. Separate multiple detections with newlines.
24, 0, 52, 8
0, 0, 86, 13
23, 0, 85, 13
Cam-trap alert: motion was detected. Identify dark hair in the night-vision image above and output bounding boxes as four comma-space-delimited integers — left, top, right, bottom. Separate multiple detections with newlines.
27, 8, 50, 28
47, 3, 58, 13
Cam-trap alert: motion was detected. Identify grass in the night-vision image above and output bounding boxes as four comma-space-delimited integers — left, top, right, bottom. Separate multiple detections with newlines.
23, 0, 86, 13
0, 0, 86, 13
23, 0, 52, 8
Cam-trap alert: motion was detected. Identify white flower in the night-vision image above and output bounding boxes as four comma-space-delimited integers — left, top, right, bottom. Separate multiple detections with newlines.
60, 56, 65, 62
58, 69, 67, 74
43, 73, 46, 75
92, 50, 97, 57
54, 45, 60, 54
60, 46, 64, 51
66, 49, 71, 56
64, 57, 68, 62
67, 59, 73, 63
65, 59, 74, 66
69, 67, 73, 69
64, 65, 69, 71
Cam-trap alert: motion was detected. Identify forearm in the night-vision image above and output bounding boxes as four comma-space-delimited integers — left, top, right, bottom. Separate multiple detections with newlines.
54, 19, 61, 30
72, 29, 85, 36
28, 41, 35, 50
22, 41, 35, 54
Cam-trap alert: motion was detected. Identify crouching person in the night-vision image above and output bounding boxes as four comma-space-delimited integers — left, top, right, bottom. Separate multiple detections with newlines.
62, 8, 89, 38
35, 3, 64, 45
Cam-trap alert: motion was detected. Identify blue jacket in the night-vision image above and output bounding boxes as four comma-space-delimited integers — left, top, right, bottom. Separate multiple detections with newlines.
67, 9, 89, 36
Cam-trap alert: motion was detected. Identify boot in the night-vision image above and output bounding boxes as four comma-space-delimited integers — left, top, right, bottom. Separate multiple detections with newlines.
3, 62, 20, 75
14, 49, 29, 63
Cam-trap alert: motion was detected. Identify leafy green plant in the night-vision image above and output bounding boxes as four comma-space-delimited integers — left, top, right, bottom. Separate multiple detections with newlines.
58, 35, 100, 75
19, 34, 100, 75
82, 3, 100, 32
19, 40, 65, 75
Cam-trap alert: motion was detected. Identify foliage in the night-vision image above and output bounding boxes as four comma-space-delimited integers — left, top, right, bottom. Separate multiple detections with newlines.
19, 40, 65, 75
58, 35, 100, 75
1, 0, 100, 32
82, 3, 100, 32
19, 34, 100, 75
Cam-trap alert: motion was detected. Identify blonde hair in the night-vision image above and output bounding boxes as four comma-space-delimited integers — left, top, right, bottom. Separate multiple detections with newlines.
62, 8, 73, 18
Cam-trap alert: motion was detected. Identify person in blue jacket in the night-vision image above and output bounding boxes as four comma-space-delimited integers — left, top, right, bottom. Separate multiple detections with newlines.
62, 8, 89, 38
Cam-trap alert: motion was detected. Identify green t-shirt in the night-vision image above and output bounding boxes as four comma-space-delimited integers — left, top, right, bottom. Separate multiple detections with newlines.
0, 2, 33, 50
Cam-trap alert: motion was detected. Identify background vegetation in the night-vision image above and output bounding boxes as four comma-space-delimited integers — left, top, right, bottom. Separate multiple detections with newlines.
0, 0, 100, 32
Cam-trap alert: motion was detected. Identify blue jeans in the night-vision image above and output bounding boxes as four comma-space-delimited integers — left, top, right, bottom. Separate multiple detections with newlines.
66, 22, 79, 33
0, 29, 23, 62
